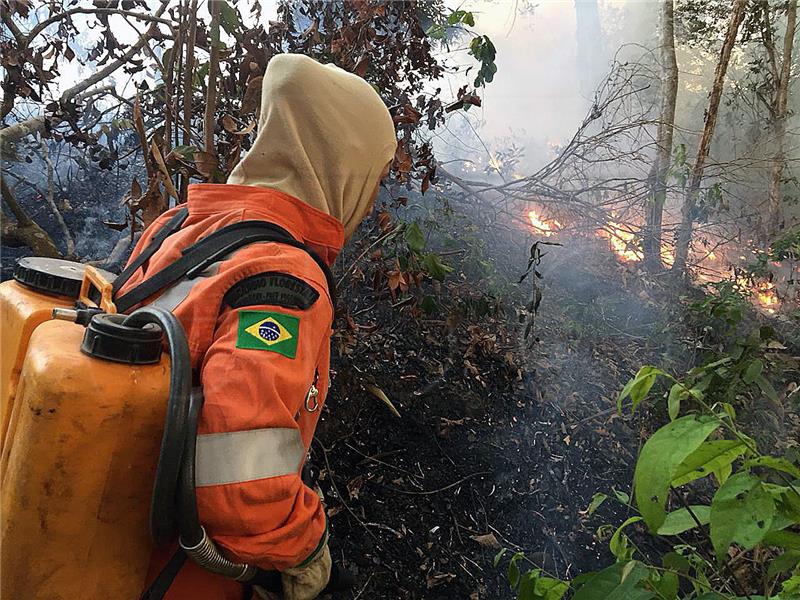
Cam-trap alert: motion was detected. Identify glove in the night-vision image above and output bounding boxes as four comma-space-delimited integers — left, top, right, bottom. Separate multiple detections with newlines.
282, 543, 332, 600
253, 543, 332, 600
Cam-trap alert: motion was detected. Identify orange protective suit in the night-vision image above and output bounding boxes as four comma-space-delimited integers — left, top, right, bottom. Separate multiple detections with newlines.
123, 53, 396, 600
121, 185, 343, 598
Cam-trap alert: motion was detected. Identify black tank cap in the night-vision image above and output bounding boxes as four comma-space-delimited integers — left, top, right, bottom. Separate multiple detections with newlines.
81, 313, 163, 365
13, 257, 115, 299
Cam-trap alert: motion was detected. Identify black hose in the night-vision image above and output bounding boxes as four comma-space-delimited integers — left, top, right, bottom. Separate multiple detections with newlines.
122, 307, 192, 546
177, 389, 203, 547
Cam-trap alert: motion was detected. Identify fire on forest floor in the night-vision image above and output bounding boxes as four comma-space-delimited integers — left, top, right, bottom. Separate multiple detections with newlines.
526, 208, 786, 314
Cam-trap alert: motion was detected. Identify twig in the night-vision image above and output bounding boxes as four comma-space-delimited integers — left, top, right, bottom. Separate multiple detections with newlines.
337, 228, 397, 287
381, 471, 490, 496
352, 574, 373, 600
313, 439, 380, 542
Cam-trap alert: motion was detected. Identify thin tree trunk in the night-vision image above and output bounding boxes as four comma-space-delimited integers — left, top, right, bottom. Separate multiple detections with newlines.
38, 136, 75, 257
204, 0, 221, 157
162, 18, 183, 156
767, 0, 797, 237
672, 0, 747, 273
644, 0, 678, 270
182, 0, 198, 147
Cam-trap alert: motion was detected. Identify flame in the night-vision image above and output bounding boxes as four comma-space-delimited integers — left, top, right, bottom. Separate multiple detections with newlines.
519, 207, 783, 313
755, 282, 779, 313
599, 222, 641, 262
527, 210, 561, 236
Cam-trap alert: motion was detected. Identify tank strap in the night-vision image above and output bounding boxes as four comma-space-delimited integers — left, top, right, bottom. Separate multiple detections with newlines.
114, 220, 335, 314
113, 208, 190, 295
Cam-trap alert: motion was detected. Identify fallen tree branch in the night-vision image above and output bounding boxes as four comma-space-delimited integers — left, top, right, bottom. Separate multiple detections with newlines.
0, 176, 61, 258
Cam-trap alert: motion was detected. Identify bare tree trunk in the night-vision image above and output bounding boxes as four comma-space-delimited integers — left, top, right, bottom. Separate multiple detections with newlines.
182, 0, 198, 147
644, 0, 679, 270
672, 0, 747, 273
767, 0, 797, 238
204, 0, 221, 156
180, 0, 198, 201
38, 136, 75, 257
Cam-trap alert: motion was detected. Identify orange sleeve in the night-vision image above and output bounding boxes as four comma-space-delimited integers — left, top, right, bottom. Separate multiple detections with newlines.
194, 271, 331, 571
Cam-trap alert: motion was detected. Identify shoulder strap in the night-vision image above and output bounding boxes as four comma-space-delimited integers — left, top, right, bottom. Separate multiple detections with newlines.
114, 220, 335, 314
113, 208, 190, 295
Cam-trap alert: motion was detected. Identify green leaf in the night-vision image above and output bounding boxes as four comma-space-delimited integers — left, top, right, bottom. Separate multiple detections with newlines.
634, 415, 720, 531
768, 550, 800, 578
572, 562, 655, 600
518, 569, 569, 600
713, 462, 733, 486
219, 1, 240, 36
765, 529, 800, 550
420, 295, 439, 315
657, 506, 711, 535
755, 374, 779, 403
744, 456, 800, 478
743, 359, 763, 384
493, 548, 506, 567
425, 23, 446, 40
780, 574, 800, 596
404, 222, 426, 254
172, 145, 198, 159
662, 551, 690, 574
613, 488, 631, 504
422, 253, 453, 281
671, 440, 748, 487
720, 402, 737, 423
617, 366, 664, 413
710, 472, 775, 560
507, 551, 524, 588
610, 517, 641, 561
585, 493, 608, 515
775, 487, 800, 522
649, 570, 679, 600
667, 384, 684, 420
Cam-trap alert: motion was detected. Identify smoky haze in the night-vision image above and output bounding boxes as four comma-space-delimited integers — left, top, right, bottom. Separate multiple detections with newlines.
435, 1, 658, 174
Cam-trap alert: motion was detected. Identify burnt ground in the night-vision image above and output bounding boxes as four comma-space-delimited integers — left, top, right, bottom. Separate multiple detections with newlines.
312, 221, 705, 600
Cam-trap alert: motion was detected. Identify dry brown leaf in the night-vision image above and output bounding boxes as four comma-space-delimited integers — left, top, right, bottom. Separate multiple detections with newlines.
354, 55, 369, 77
150, 141, 179, 200
365, 383, 401, 417
470, 533, 501, 549
241, 75, 263, 114
193, 151, 218, 179
347, 475, 364, 500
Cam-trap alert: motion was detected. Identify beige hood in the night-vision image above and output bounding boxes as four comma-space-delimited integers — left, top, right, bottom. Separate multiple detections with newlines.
228, 54, 396, 238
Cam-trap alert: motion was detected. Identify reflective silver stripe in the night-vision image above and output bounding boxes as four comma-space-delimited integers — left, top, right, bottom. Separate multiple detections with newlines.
149, 263, 221, 312
195, 427, 306, 487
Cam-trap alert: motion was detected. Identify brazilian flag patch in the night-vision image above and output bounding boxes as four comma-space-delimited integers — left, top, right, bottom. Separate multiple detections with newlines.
236, 310, 300, 358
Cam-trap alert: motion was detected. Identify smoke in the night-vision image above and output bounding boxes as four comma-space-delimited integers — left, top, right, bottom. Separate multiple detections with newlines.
433, 0, 658, 174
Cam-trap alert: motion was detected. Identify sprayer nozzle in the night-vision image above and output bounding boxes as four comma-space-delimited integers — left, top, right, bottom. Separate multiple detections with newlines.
52, 308, 79, 322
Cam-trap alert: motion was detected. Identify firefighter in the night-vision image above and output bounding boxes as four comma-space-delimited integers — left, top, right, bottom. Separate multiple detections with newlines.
119, 53, 396, 599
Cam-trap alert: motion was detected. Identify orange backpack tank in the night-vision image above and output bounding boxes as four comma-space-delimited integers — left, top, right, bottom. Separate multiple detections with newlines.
0, 258, 171, 598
